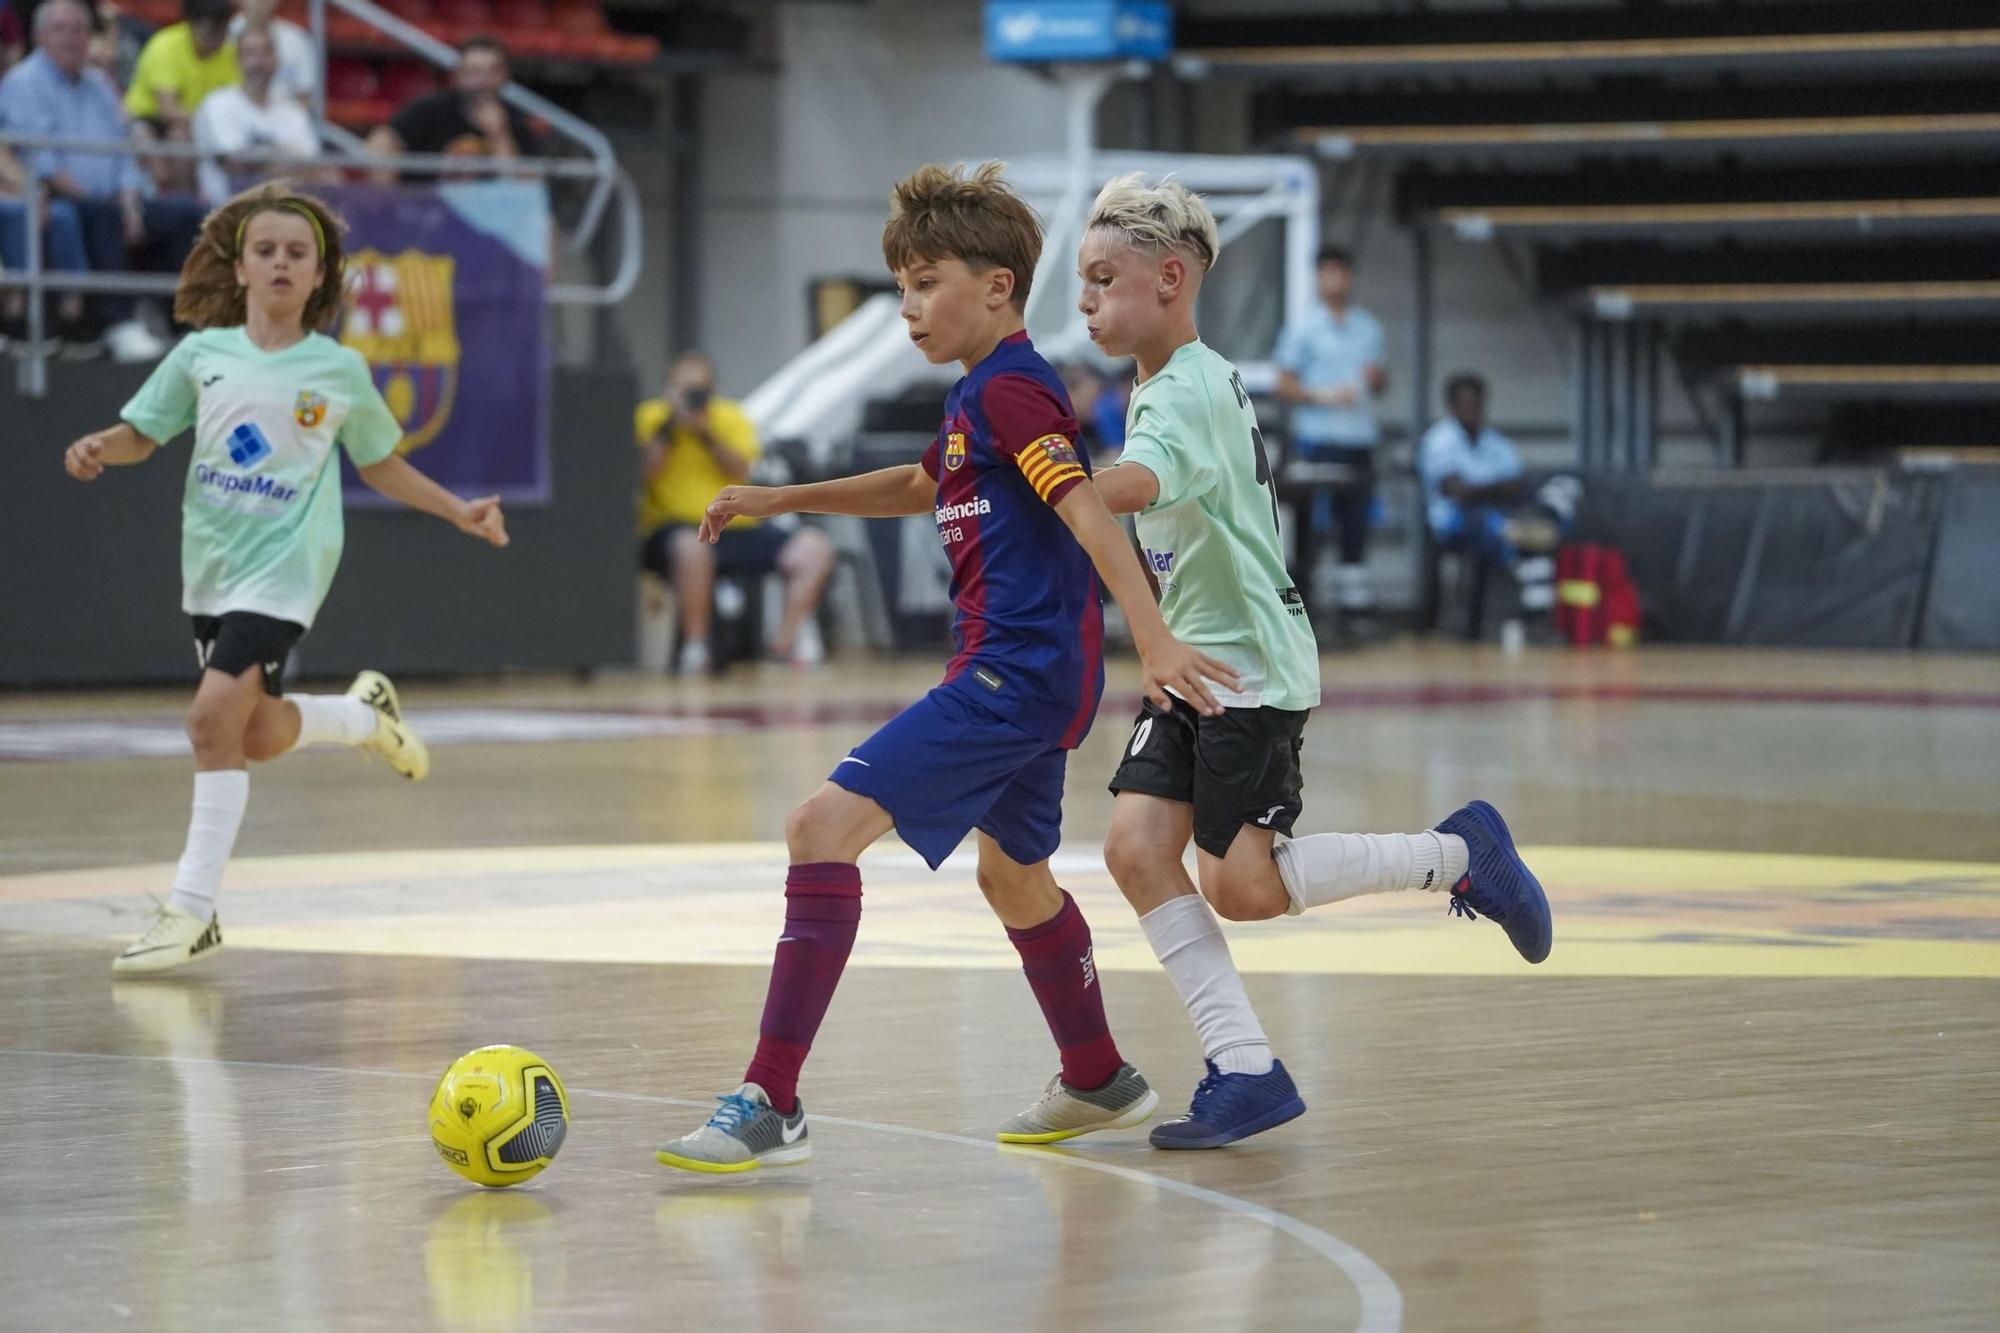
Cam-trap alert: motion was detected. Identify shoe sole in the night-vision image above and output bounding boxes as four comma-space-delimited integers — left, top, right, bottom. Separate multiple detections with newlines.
996, 1087, 1161, 1144
1465, 799, 1552, 964
1150, 1094, 1307, 1151
655, 1143, 811, 1174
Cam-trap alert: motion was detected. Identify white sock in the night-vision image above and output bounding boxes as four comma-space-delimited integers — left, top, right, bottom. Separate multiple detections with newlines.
166, 770, 249, 919
1138, 894, 1274, 1076
1274, 831, 1469, 915
287, 695, 377, 751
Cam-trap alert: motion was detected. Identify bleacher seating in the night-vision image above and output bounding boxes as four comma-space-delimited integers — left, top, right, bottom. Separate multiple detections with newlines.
116, 0, 659, 131
1184, 0, 2000, 468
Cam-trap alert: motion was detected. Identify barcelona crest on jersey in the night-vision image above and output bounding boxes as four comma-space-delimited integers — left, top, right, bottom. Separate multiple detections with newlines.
945, 431, 969, 471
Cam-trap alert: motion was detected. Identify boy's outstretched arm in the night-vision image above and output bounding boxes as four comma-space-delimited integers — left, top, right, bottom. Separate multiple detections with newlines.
355, 454, 509, 547
1052, 482, 1240, 715
1091, 461, 1160, 516
699, 464, 937, 542
64, 424, 158, 481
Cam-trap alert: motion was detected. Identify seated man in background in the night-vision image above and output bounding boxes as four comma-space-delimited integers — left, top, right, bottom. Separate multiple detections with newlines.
124, 0, 237, 190
0, 0, 204, 359
637, 352, 836, 675
1418, 372, 1561, 613
230, 0, 317, 103
366, 35, 544, 184
191, 23, 317, 204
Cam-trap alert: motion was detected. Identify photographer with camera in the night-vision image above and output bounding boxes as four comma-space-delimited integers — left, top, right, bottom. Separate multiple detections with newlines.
636, 351, 836, 675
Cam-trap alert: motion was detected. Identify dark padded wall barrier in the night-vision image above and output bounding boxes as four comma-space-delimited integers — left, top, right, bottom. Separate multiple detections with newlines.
1575, 470, 1984, 648
2, 363, 635, 686
1918, 470, 2000, 650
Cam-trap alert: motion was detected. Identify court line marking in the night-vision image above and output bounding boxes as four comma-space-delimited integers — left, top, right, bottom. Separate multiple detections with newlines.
0, 1047, 1403, 1332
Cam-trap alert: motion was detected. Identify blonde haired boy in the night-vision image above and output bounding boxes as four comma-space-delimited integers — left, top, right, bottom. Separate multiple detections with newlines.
1080, 173, 1554, 1149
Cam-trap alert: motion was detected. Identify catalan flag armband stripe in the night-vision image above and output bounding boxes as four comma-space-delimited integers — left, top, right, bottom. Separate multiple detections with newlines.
1014, 433, 1087, 502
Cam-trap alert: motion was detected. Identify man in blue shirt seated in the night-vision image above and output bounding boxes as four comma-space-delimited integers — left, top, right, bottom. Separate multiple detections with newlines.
1419, 372, 1566, 615
0, 0, 204, 358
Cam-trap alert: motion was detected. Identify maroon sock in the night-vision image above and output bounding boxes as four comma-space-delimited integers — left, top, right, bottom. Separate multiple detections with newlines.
742, 862, 861, 1114
1006, 889, 1122, 1090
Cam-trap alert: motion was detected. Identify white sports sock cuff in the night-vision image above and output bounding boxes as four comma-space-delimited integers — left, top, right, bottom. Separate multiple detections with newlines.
289, 695, 376, 750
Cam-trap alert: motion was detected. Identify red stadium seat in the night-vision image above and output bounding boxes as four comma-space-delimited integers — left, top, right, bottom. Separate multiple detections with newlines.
123, 0, 180, 28
549, 0, 606, 35
324, 98, 398, 132
380, 60, 443, 105
326, 58, 382, 101
434, 0, 495, 38
493, 0, 545, 29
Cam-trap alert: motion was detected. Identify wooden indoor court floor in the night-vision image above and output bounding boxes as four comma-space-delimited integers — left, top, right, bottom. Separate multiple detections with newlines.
2, 643, 1996, 1332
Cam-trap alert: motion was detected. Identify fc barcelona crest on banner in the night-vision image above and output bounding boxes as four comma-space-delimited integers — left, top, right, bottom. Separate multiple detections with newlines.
341, 249, 462, 452
328, 182, 550, 504
293, 390, 328, 429
945, 431, 968, 471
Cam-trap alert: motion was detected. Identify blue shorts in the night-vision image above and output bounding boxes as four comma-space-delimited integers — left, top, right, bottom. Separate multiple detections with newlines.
828, 685, 1068, 870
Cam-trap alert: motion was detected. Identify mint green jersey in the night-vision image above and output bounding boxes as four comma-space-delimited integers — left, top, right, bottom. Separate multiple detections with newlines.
120, 328, 403, 630
1118, 340, 1321, 711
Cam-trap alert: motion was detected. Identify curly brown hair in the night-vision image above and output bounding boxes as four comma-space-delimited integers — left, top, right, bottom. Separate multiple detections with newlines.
173, 183, 349, 332
881, 162, 1041, 312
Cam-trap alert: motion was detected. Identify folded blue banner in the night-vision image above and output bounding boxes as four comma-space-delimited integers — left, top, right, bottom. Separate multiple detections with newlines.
330, 181, 552, 505
984, 1, 1172, 63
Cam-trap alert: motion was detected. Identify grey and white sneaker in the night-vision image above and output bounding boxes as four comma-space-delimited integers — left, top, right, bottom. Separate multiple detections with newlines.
656, 1082, 810, 1173
996, 1063, 1159, 1143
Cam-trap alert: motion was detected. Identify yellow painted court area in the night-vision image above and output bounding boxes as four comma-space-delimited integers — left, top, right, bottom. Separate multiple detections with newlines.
7, 842, 1995, 978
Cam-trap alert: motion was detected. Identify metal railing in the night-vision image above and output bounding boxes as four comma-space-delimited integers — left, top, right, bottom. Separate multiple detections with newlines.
306, 0, 623, 252
2, 133, 640, 395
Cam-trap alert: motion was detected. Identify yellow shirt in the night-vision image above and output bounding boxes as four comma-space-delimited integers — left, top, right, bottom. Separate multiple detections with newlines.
635, 395, 761, 532
125, 25, 239, 121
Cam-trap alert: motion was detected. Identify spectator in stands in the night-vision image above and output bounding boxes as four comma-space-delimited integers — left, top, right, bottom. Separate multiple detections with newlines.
230, 0, 316, 102
1418, 372, 1561, 616
191, 23, 316, 204
124, 0, 237, 137
1274, 244, 1389, 614
1059, 361, 1125, 464
0, 0, 205, 359
637, 351, 837, 674
365, 36, 544, 184
0, 138, 92, 338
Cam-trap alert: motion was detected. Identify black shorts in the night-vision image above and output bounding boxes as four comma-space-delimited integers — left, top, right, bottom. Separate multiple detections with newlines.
640, 523, 791, 580
1107, 696, 1310, 858
191, 612, 305, 697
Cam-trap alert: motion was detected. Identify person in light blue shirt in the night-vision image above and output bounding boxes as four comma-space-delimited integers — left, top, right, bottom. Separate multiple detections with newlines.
1272, 245, 1389, 612
1419, 372, 1526, 543
1419, 372, 1564, 616
0, 0, 204, 355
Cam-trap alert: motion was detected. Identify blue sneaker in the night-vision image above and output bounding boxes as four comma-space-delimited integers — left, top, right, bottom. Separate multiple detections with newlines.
1435, 800, 1552, 963
1149, 1060, 1306, 1150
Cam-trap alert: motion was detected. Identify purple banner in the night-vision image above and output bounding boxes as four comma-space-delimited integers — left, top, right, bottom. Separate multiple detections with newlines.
332, 182, 551, 504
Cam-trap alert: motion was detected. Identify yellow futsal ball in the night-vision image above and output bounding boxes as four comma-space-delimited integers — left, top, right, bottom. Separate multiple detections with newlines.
428, 1045, 570, 1188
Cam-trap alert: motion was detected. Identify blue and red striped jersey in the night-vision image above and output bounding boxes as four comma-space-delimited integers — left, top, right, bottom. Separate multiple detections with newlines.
920, 332, 1104, 750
